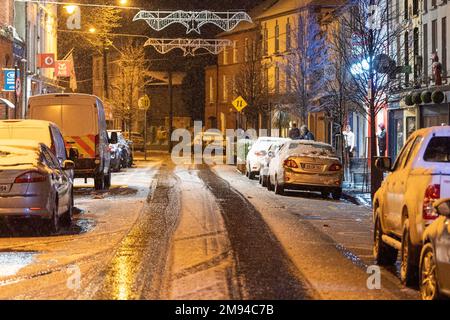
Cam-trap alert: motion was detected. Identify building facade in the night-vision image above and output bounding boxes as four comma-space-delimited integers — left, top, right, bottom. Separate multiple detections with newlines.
387, 0, 450, 159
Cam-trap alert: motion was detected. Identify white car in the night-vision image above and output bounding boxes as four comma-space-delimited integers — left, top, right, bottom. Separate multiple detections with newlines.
246, 137, 289, 180
267, 140, 343, 198
259, 139, 290, 187
373, 126, 450, 286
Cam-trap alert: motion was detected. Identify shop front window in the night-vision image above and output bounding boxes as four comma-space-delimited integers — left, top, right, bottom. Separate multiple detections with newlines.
421, 104, 449, 128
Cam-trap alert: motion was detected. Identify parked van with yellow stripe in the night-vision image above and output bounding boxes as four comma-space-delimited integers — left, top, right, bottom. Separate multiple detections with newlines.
28, 94, 114, 190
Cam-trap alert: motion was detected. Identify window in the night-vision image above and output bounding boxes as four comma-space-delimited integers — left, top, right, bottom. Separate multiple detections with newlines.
404, 0, 409, 20
286, 21, 291, 51
431, 0, 436, 8
424, 23, 428, 78
404, 136, 423, 167
233, 40, 238, 63
263, 24, 268, 56
424, 137, 450, 162
275, 65, 280, 94
424, 0, 428, 12
223, 48, 229, 65
443, 17, 447, 73
222, 75, 228, 102
393, 137, 414, 171
432, 19, 437, 54
209, 76, 214, 103
286, 67, 291, 93
413, 27, 419, 81
275, 22, 280, 53
244, 38, 249, 62
405, 31, 409, 85
413, 0, 418, 15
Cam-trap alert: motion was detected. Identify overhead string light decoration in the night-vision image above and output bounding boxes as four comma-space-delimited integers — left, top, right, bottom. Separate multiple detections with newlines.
133, 10, 252, 34
144, 38, 233, 56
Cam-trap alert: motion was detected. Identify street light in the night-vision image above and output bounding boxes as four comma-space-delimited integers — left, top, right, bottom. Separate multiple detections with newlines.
64, 5, 78, 14
89, 27, 96, 33
119, 0, 128, 5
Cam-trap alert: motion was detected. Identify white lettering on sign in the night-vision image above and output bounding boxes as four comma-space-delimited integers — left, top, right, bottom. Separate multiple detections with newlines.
66, 7, 81, 30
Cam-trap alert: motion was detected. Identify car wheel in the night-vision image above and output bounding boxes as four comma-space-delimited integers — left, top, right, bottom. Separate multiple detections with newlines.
332, 189, 342, 200
321, 191, 329, 198
420, 243, 441, 300
249, 171, 256, 180
262, 175, 268, 187
400, 219, 419, 286
61, 197, 73, 228
274, 176, 285, 195
94, 173, 104, 190
47, 202, 60, 234
373, 214, 398, 265
267, 176, 274, 191
104, 170, 111, 190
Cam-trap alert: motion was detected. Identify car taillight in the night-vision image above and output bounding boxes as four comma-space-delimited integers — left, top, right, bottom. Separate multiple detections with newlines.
329, 163, 343, 171
423, 184, 441, 220
283, 159, 298, 168
255, 151, 267, 157
14, 171, 47, 183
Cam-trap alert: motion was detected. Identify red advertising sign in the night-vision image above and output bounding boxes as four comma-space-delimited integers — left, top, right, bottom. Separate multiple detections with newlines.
55, 60, 72, 77
37, 53, 56, 68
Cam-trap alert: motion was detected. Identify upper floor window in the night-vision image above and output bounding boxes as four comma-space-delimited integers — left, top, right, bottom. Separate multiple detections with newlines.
223, 47, 228, 65
275, 22, 280, 53
233, 41, 238, 63
286, 20, 291, 51
244, 38, 249, 62
263, 24, 268, 56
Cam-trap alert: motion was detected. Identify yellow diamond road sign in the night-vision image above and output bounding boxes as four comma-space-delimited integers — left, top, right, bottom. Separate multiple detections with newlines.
232, 96, 248, 112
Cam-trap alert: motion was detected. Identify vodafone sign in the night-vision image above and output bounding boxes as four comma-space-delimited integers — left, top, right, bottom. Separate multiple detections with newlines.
37, 53, 56, 68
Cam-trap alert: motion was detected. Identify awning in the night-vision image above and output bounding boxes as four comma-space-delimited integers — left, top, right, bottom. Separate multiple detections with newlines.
0, 98, 15, 109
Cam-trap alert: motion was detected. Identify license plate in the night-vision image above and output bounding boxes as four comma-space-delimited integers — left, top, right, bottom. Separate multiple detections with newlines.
0, 184, 10, 193
302, 163, 322, 170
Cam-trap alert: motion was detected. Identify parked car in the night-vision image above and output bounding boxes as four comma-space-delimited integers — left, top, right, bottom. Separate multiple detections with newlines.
124, 132, 145, 151
259, 140, 289, 187
108, 130, 133, 168
246, 137, 290, 180
267, 140, 343, 199
373, 126, 450, 286
419, 198, 450, 300
0, 140, 75, 232
109, 143, 122, 172
28, 93, 113, 190
0, 119, 73, 182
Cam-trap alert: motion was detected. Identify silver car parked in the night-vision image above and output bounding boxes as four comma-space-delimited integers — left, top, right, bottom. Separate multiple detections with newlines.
0, 140, 75, 233
420, 198, 450, 299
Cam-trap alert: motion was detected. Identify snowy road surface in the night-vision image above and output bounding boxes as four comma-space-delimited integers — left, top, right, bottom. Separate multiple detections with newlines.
0, 154, 419, 299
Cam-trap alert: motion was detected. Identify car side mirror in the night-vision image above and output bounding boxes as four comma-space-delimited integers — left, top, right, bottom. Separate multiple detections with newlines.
375, 157, 392, 172
268, 151, 274, 157
63, 160, 75, 170
433, 198, 450, 217
69, 147, 79, 161
109, 132, 118, 144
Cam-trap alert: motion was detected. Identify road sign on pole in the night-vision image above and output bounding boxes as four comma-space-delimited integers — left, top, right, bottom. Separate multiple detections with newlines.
232, 96, 248, 112
138, 94, 151, 110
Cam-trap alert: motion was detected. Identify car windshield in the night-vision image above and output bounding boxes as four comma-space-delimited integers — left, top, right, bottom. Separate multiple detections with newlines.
423, 137, 450, 162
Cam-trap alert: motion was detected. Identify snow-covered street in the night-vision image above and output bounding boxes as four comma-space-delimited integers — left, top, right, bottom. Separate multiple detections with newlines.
0, 154, 420, 299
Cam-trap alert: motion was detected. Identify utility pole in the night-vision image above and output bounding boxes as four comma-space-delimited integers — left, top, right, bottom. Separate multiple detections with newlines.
103, 43, 109, 99
14, 63, 18, 119
168, 69, 173, 153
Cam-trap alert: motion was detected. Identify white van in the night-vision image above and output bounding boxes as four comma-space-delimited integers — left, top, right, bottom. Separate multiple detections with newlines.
28, 94, 113, 190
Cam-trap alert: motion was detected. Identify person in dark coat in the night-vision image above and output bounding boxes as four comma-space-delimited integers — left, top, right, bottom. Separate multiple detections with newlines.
377, 123, 387, 156
300, 125, 315, 140
288, 123, 301, 139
